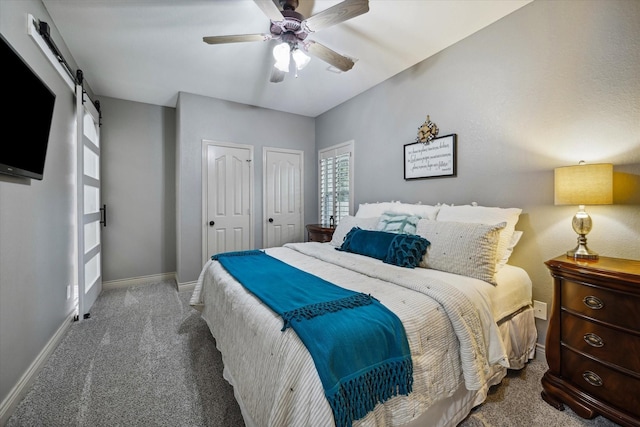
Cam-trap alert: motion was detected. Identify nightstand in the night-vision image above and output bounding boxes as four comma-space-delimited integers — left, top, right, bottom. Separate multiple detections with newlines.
306, 224, 335, 243
542, 255, 640, 427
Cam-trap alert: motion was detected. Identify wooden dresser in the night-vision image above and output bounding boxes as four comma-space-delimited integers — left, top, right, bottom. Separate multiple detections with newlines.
306, 224, 335, 243
542, 255, 640, 427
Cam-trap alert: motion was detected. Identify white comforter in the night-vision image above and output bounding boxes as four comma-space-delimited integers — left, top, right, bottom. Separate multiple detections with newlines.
190, 242, 512, 427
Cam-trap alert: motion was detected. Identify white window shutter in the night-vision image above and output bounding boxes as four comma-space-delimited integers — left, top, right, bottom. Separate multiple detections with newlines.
319, 142, 354, 225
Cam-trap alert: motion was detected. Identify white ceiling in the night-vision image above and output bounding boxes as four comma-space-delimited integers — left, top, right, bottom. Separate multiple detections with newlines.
42, 0, 532, 117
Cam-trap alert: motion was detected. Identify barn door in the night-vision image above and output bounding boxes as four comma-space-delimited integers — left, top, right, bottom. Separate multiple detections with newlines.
76, 84, 102, 320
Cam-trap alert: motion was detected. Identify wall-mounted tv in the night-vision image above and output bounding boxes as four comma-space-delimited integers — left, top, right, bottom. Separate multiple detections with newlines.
0, 33, 56, 180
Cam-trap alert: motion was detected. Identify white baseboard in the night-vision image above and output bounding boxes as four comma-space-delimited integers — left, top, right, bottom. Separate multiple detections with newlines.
0, 311, 75, 426
102, 272, 177, 291
177, 281, 196, 292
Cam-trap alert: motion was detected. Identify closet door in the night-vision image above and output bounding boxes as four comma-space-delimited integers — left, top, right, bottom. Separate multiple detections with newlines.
76, 85, 102, 319
263, 147, 304, 248
202, 141, 254, 261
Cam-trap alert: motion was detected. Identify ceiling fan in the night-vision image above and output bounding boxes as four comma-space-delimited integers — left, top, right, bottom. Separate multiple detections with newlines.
203, 0, 369, 83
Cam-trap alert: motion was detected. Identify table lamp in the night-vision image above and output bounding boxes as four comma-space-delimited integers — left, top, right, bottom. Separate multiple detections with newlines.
554, 162, 613, 260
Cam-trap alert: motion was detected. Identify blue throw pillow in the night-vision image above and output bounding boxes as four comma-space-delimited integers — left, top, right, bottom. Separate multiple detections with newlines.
337, 227, 398, 260
384, 234, 430, 268
337, 227, 430, 268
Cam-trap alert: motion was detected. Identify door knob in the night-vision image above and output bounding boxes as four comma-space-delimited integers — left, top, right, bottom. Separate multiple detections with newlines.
209, 221, 215, 226
268, 218, 274, 223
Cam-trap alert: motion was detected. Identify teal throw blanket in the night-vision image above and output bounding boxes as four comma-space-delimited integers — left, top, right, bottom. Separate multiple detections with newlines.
212, 250, 413, 427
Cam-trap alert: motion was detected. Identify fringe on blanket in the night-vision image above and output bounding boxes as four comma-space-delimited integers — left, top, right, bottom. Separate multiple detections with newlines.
281, 293, 374, 331
327, 357, 414, 427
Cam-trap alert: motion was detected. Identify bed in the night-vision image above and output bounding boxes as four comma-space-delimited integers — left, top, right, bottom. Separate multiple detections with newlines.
190, 202, 538, 427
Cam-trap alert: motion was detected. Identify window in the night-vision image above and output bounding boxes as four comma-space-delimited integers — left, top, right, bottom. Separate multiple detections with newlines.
319, 141, 354, 226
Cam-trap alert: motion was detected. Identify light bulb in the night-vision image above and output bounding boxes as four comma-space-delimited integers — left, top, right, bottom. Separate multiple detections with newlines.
273, 43, 290, 72
292, 49, 310, 70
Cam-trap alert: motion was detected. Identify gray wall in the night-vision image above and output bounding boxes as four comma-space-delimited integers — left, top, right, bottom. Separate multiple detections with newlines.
2, 0, 639, 417
175, 92, 316, 284
316, 0, 640, 346
100, 97, 176, 282
0, 0, 79, 411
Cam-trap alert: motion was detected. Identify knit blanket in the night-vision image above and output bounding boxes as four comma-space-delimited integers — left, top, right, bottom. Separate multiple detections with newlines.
212, 250, 413, 427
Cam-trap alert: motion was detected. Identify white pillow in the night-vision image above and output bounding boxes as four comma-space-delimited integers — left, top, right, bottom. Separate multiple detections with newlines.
416, 219, 505, 285
329, 216, 380, 246
355, 202, 400, 218
496, 230, 523, 269
435, 204, 521, 271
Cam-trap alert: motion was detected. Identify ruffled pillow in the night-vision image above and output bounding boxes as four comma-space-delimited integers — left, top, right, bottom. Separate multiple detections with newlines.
337, 227, 430, 268
337, 227, 396, 260
384, 234, 431, 268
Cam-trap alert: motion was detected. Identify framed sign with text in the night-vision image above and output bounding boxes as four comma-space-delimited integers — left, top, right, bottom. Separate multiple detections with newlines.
404, 134, 457, 180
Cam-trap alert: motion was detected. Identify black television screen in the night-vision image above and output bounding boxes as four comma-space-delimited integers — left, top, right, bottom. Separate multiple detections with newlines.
0, 34, 56, 180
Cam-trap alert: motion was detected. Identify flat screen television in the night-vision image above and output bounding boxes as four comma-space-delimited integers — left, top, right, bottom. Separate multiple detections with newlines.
0, 33, 56, 180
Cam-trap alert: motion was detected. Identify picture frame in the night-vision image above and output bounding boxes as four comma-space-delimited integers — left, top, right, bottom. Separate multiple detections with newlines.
404, 133, 457, 180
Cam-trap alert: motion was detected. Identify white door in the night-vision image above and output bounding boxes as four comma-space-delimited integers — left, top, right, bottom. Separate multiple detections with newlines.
76, 85, 102, 319
263, 147, 304, 248
202, 141, 254, 262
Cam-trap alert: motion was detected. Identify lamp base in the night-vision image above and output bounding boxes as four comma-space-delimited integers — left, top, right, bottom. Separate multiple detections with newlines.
566, 234, 599, 260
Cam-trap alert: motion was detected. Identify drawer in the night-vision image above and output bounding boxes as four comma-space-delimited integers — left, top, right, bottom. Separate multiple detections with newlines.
561, 312, 640, 372
562, 279, 640, 331
308, 231, 332, 243
306, 224, 335, 243
561, 348, 640, 418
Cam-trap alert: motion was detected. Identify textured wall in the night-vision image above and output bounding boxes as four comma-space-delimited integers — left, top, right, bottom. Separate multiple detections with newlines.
315, 0, 640, 346
100, 97, 177, 282
0, 0, 78, 411
175, 93, 316, 284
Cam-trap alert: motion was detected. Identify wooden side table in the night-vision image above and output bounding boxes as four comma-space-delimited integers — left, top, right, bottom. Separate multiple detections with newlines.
542, 255, 640, 427
306, 224, 335, 243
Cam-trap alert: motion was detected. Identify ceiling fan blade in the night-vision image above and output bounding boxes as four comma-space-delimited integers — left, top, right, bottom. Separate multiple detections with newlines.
270, 66, 286, 83
304, 40, 354, 72
254, 0, 284, 22
302, 0, 369, 33
203, 34, 272, 45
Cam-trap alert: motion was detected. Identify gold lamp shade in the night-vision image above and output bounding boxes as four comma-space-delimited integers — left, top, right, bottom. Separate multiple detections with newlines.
554, 162, 613, 260
555, 163, 613, 206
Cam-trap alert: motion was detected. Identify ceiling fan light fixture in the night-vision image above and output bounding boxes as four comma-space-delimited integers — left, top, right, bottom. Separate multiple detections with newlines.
273, 42, 290, 72
292, 48, 310, 70
203, 0, 371, 82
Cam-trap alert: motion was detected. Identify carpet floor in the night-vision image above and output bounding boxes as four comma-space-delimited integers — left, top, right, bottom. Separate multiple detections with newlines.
6, 280, 621, 426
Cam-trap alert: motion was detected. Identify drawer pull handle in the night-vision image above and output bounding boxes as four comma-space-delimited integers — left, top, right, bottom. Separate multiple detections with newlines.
583, 333, 604, 347
583, 296, 604, 310
582, 371, 603, 387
